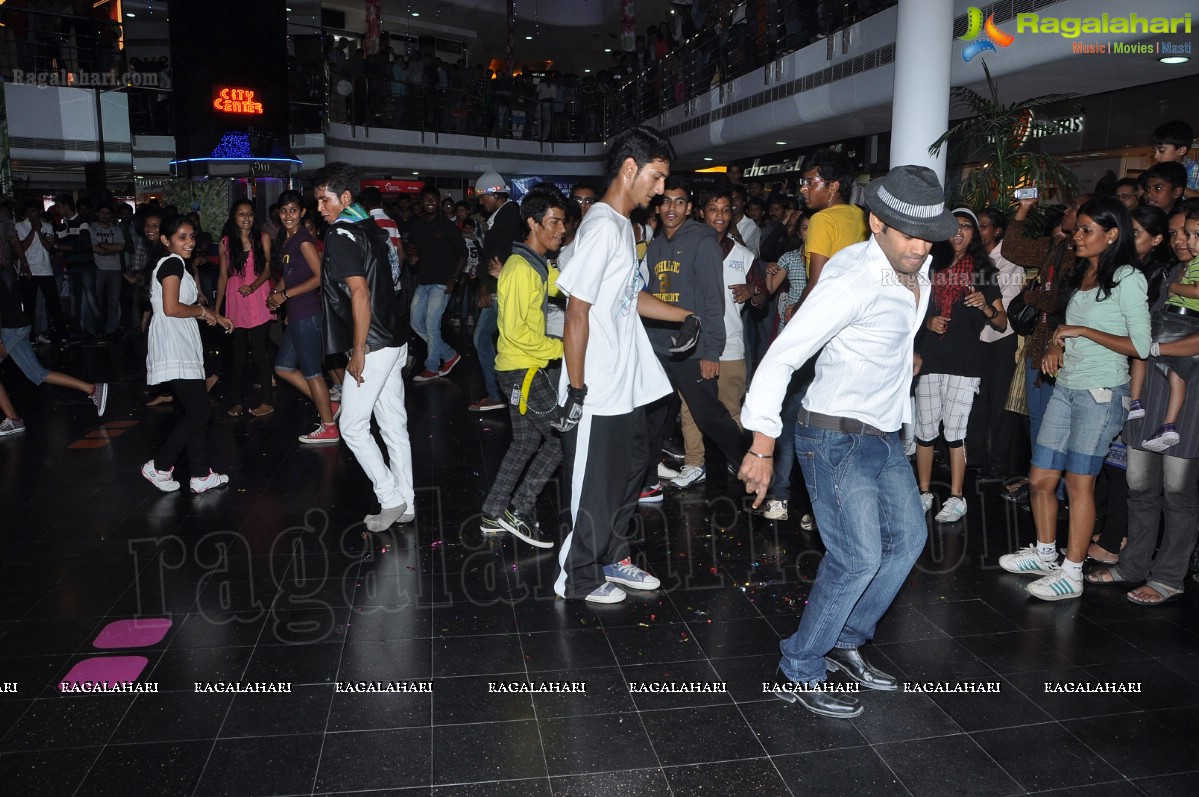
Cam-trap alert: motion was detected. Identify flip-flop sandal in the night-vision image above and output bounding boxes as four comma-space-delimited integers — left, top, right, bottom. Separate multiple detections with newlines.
227, 406, 244, 417
1126, 581, 1183, 606
249, 406, 275, 417
1085, 566, 1129, 586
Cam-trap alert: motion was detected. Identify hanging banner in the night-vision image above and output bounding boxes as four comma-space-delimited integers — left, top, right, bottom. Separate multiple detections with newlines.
506, 0, 516, 75
364, 0, 382, 55
621, 1, 636, 52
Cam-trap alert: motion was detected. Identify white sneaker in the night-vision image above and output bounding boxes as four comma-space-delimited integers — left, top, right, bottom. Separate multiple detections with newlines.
920, 492, 934, 513
141, 460, 180, 492
329, 384, 342, 402
934, 496, 967, 523
762, 499, 788, 520
671, 464, 706, 487
191, 470, 230, 494
999, 544, 1060, 576
1027, 571, 1083, 601
658, 462, 681, 480
0, 417, 26, 437
584, 583, 627, 604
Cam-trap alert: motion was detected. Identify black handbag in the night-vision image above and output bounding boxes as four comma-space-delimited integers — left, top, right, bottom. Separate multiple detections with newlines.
1009, 242, 1069, 337
1007, 291, 1040, 336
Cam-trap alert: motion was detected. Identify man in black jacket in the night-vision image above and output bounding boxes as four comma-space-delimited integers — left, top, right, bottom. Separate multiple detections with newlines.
315, 162, 415, 531
470, 169, 523, 411
639, 177, 747, 500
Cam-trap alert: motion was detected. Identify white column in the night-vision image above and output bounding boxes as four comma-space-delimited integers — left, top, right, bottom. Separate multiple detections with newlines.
889, 0, 955, 182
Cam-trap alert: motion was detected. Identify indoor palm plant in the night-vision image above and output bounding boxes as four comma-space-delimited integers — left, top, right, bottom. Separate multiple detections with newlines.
930, 61, 1081, 214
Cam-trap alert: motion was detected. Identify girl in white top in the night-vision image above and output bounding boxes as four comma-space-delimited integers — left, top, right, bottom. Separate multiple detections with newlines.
141, 216, 234, 495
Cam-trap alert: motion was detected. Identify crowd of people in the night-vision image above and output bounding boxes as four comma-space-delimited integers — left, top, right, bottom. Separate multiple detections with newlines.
318, 1, 896, 141
4, 115, 1197, 719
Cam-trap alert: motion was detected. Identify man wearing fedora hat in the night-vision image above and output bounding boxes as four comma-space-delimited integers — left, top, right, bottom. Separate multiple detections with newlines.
739, 164, 958, 718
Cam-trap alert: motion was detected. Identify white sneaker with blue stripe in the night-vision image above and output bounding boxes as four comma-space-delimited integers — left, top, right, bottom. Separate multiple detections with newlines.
1026, 571, 1083, 601
999, 545, 1059, 576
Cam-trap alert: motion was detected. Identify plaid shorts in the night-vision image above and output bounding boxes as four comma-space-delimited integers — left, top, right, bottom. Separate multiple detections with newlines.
915, 373, 980, 443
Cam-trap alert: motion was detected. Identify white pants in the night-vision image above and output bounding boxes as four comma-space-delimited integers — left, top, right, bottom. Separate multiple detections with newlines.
339, 344, 414, 510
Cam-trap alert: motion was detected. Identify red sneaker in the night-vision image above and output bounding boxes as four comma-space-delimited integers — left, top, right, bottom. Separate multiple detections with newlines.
413, 369, 441, 382
468, 397, 506, 412
330, 400, 342, 421
298, 423, 341, 445
439, 353, 462, 376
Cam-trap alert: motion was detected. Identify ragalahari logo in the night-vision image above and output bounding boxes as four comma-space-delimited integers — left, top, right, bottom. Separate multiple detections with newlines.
959, 7, 1015, 61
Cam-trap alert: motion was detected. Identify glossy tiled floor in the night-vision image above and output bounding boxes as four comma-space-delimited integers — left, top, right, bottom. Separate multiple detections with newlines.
1, 334, 1197, 796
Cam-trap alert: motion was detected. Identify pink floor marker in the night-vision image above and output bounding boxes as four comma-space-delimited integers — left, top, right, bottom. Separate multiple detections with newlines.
92, 618, 173, 649
58, 656, 148, 691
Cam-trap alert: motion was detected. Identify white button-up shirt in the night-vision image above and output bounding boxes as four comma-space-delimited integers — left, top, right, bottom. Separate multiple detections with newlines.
741, 236, 931, 437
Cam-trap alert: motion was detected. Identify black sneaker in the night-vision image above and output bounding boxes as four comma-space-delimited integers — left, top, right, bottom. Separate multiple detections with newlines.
480, 515, 503, 534
499, 509, 553, 548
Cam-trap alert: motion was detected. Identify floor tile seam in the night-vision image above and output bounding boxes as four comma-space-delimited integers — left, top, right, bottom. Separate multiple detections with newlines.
1053, 713, 1175, 782
64, 744, 107, 797
310, 563, 361, 797
506, 600, 554, 783
722, 688, 800, 797
1064, 704, 1199, 757
589, 611, 676, 794
1022, 777, 1148, 796
869, 729, 1021, 796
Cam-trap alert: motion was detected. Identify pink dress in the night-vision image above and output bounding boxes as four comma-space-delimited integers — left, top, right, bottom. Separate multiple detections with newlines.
222, 237, 274, 329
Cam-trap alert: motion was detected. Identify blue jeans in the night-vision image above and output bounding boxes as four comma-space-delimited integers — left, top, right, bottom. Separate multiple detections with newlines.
410, 283, 456, 373
67, 266, 101, 336
780, 425, 927, 685
275, 315, 324, 379
768, 376, 805, 501
474, 301, 500, 402
95, 269, 123, 334
1025, 362, 1055, 450
1032, 383, 1129, 477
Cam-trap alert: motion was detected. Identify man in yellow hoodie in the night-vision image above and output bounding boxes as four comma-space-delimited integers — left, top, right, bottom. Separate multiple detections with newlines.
479, 186, 568, 548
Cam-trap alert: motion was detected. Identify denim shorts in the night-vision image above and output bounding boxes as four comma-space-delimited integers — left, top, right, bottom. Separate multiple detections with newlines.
1, 325, 50, 386
1032, 383, 1129, 476
274, 314, 324, 379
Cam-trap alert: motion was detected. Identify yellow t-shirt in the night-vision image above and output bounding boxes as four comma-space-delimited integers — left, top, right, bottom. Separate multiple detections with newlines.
804, 203, 868, 277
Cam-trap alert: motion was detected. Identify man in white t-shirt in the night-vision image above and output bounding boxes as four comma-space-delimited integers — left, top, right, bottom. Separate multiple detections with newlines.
90, 203, 127, 336
14, 202, 65, 342
552, 125, 702, 604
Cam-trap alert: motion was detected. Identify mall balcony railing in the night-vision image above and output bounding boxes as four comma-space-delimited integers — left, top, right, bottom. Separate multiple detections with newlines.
612, 0, 898, 129
0, 5, 125, 85
316, 0, 896, 143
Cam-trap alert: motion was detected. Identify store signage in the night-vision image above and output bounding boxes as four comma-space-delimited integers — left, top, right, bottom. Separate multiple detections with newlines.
212, 87, 264, 115
744, 156, 809, 178
361, 179, 424, 195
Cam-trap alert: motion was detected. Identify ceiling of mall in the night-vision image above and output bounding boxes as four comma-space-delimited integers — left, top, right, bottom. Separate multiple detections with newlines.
122, 0, 679, 76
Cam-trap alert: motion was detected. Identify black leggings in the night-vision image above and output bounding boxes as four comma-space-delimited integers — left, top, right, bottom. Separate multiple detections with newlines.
231, 322, 274, 406
157, 379, 210, 473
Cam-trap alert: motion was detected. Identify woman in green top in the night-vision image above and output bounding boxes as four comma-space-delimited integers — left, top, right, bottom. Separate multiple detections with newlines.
998, 197, 1151, 602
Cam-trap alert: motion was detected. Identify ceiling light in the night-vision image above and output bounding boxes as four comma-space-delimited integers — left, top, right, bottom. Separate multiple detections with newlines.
604, 48, 611, 53
584, 68, 591, 73
125, 12, 135, 17
525, 36, 533, 40
413, 171, 419, 175
412, 12, 420, 17
703, 157, 713, 161
775, 141, 786, 145
1160, 56, 1189, 64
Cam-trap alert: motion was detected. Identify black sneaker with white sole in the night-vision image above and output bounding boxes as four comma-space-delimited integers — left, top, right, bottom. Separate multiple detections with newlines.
499, 509, 553, 548
480, 515, 503, 534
